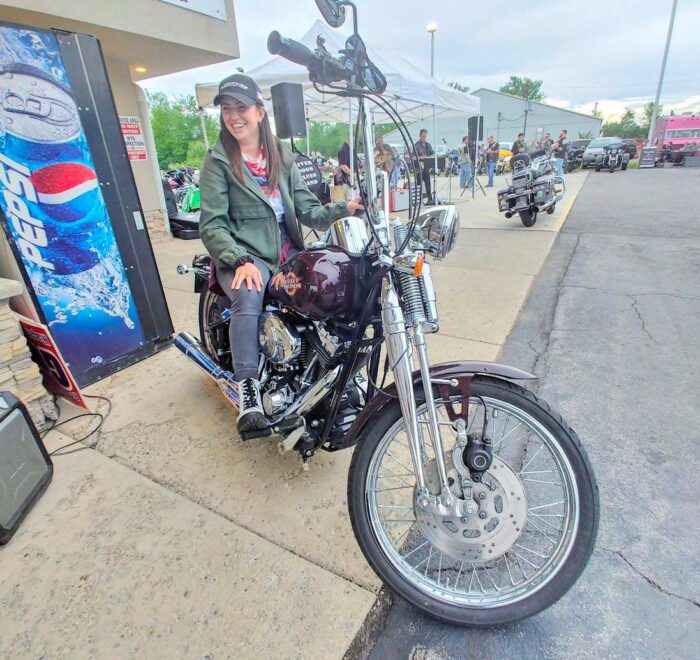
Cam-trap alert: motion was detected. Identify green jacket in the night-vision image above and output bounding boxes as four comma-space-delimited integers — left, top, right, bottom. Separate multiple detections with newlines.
198, 139, 350, 272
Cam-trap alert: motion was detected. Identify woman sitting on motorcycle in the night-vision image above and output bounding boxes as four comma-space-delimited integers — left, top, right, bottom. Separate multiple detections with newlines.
198, 73, 364, 433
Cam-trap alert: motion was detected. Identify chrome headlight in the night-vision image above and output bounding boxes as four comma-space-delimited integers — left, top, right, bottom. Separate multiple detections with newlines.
413, 205, 459, 260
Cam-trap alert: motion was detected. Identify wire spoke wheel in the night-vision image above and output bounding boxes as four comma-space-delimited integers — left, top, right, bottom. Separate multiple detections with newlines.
198, 289, 230, 369
348, 377, 598, 626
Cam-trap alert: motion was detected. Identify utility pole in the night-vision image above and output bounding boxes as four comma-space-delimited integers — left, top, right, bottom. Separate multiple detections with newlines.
647, 0, 678, 145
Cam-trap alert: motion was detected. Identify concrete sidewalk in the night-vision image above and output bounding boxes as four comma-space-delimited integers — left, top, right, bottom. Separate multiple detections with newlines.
0, 171, 586, 658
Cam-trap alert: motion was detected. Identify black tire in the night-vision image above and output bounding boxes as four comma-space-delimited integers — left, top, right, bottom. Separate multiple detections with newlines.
546, 205, 555, 215
519, 210, 537, 227
595, 165, 601, 172
198, 287, 231, 369
621, 162, 628, 171
347, 376, 599, 627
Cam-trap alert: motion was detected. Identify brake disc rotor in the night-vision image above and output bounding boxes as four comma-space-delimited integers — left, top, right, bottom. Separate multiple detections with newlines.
414, 455, 528, 562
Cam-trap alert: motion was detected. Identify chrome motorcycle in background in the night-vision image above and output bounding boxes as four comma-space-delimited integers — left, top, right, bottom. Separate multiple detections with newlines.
595, 141, 630, 173
176, 0, 599, 626
497, 149, 566, 227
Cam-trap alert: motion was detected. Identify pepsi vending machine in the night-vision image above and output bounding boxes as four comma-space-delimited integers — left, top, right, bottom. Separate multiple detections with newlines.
0, 23, 173, 387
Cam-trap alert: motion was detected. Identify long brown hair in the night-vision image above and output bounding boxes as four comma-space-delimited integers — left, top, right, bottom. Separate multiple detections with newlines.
219, 110, 282, 190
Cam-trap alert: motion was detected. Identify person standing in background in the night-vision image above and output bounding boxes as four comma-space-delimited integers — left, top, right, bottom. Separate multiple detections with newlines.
374, 135, 398, 188
540, 132, 553, 155
485, 135, 499, 187
511, 133, 527, 156
458, 135, 473, 189
552, 129, 569, 177
413, 129, 435, 204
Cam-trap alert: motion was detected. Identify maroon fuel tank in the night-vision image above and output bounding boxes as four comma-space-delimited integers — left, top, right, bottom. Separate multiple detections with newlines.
268, 247, 362, 321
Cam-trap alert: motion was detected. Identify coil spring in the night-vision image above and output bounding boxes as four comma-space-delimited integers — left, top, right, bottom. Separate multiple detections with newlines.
393, 223, 426, 326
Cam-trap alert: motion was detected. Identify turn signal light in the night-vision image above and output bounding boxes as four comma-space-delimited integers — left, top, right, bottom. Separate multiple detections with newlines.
414, 252, 425, 277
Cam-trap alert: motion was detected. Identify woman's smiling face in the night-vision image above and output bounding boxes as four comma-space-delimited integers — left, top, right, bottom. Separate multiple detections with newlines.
221, 98, 265, 145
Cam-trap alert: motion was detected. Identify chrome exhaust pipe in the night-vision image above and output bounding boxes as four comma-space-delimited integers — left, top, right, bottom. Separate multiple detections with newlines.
174, 332, 239, 405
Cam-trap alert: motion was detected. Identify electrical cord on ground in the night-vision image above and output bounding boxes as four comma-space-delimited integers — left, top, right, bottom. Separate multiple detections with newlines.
45, 393, 112, 456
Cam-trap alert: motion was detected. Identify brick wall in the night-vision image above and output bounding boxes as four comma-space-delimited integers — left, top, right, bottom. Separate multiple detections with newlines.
0, 279, 57, 431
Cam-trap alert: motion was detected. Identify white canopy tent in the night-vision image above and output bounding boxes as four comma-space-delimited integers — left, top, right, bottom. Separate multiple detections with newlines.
195, 20, 479, 126
195, 21, 479, 199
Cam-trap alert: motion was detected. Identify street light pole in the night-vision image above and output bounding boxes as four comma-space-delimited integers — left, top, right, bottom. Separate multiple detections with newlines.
647, 0, 678, 145
427, 21, 437, 204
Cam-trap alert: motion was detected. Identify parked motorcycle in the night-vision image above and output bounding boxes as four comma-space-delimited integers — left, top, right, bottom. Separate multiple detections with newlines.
564, 146, 584, 173
175, 0, 598, 627
595, 142, 629, 173
497, 150, 566, 227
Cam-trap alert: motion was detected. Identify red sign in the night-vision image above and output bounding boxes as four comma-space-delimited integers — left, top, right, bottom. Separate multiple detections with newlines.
18, 316, 89, 409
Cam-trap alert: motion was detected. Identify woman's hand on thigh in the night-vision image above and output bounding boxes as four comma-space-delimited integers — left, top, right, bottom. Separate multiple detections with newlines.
232, 262, 264, 292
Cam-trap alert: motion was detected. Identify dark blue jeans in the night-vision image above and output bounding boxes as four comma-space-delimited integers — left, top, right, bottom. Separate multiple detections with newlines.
487, 160, 497, 185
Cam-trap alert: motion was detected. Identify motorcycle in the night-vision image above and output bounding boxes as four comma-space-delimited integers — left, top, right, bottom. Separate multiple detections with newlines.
175, 0, 598, 627
595, 142, 629, 173
497, 149, 566, 227
564, 146, 584, 173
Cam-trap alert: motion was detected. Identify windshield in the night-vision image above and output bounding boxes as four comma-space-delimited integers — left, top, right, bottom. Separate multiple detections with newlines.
588, 138, 617, 148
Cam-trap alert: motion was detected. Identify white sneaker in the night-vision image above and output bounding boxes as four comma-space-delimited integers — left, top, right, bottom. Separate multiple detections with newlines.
236, 378, 267, 433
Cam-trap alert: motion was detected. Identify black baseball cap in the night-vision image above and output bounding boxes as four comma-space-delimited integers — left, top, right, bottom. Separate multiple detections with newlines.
213, 73, 264, 107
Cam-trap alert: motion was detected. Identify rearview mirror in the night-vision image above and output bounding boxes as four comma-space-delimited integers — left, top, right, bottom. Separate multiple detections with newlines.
361, 65, 387, 94
315, 0, 346, 28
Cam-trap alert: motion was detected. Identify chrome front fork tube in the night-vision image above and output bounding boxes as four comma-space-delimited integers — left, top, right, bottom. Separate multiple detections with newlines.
413, 327, 457, 510
381, 277, 427, 492
381, 276, 474, 518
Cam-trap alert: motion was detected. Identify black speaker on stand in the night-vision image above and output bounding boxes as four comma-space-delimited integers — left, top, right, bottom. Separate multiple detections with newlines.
468, 115, 483, 143
270, 82, 307, 140
0, 392, 53, 544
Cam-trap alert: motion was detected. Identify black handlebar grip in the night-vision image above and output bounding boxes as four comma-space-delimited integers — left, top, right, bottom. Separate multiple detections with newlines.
267, 31, 316, 68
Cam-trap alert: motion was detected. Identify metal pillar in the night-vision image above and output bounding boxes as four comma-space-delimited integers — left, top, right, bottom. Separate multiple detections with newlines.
348, 100, 355, 194
647, 0, 678, 145
199, 108, 210, 150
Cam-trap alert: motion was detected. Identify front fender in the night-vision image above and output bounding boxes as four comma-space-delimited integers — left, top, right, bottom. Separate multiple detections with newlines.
340, 361, 536, 449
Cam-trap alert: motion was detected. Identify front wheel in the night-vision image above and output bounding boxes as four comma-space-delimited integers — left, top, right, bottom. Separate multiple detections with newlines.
347, 377, 599, 626
519, 210, 537, 227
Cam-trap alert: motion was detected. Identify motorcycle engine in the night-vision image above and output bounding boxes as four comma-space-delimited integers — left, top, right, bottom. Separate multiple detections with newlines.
259, 312, 302, 364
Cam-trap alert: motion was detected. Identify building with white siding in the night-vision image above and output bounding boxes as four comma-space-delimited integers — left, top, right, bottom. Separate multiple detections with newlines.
384, 88, 602, 152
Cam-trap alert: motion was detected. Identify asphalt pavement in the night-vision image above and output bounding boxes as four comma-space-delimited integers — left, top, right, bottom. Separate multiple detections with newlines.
363, 168, 700, 659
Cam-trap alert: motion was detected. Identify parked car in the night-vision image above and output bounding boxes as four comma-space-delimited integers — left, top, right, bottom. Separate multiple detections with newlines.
582, 137, 624, 168
621, 139, 638, 159
570, 139, 591, 151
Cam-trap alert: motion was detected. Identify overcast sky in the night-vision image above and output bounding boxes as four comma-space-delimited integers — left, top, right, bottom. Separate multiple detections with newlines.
142, 0, 699, 120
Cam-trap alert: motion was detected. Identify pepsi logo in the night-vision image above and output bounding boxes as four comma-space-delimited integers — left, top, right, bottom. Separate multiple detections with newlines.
30, 162, 100, 222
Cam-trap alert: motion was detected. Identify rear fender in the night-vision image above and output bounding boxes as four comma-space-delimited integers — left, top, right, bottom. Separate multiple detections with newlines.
340, 361, 536, 449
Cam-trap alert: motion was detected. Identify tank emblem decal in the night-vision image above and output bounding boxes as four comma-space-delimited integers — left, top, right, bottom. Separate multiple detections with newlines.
271, 271, 302, 296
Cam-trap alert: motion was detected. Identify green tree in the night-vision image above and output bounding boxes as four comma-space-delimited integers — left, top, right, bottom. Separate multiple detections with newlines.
296, 122, 349, 158
620, 106, 636, 129
148, 91, 218, 169
448, 81, 470, 93
499, 76, 545, 102
602, 108, 646, 139
591, 104, 603, 120
642, 101, 663, 129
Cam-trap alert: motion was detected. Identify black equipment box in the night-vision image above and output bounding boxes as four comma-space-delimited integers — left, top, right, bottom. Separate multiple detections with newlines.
0, 391, 53, 545
271, 82, 307, 139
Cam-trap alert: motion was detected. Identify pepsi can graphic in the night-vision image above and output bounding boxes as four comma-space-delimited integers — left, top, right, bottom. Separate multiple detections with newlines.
1, 64, 111, 275
0, 25, 145, 378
